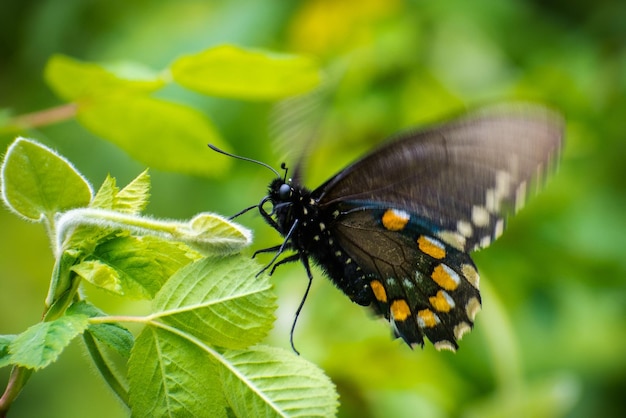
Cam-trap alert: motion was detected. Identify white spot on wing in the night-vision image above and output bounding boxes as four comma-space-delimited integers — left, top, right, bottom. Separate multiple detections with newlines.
494, 218, 504, 239
434, 340, 456, 352
461, 264, 480, 289
472, 205, 490, 227
454, 322, 471, 340
466, 297, 481, 321
457, 220, 473, 237
436, 230, 466, 251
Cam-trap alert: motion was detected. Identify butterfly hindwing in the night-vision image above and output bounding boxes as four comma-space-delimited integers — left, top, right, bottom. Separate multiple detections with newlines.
329, 206, 481, 349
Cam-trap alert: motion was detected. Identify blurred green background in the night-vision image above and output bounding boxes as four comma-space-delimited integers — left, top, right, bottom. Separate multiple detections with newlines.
1, 0, 625, 417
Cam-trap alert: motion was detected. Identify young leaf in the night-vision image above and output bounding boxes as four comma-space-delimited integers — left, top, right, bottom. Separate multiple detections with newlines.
76, 95, 230, 177
177, 212, 253, 255
219, 346, 338, 418
44, 54, 165, 101
1, 138, 92, 222
90, 174, 119, 210
153, 256, 275, 349
128, 327, 226, 418
67, 302, 134, 358
76, 235, 200, 299
71, 260, 123, 295
0, 335, 17, 368
116, 169, 150, 214
171, 45, 322, 100
91, 170, 151, 214
9, 314, 90, 370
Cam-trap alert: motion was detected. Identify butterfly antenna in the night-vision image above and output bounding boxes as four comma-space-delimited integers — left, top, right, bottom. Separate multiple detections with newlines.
280, 162, 289, 182
208, 144, 281, 178
228, 204, 258, 220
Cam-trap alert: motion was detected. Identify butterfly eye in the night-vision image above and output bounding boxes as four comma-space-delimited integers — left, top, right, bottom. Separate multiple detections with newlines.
279, 183, 292, 200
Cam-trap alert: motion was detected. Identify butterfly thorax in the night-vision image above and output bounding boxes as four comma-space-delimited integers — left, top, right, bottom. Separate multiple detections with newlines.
264, 178, 373, 305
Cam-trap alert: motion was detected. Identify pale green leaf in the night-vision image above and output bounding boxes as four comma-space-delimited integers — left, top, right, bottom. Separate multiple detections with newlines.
77, 95, 230, 176
0, 335, 17, 368
90, 170, 150, 214
90, 174, 119, 210
83, 235, 200, 299
9, 314, 90, 370
1, 137, 92, 221
128, 327, 226, 418
45, 54, 165, 101
154, 256, 275, 349
71, 260, 123, 294
67, 301, 134, 358
175, 212, 253, 255
219, 346, 338, 418
116, 169, 150, 214
171, 45, 322, 100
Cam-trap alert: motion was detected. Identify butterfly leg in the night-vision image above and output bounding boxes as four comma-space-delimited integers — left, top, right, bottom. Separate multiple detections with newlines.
269, 253, 300, 275
256, 219, 299, 277
252, 245, 283, 258
289, 254, 314, 355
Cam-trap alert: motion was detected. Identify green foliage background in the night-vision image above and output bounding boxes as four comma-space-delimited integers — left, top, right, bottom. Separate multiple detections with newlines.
1, 0, 624, 417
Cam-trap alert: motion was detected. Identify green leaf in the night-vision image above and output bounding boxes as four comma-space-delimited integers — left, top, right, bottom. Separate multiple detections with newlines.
71, 260, 123, 294
90, 171, 150, 214
116, 169, 150, 213
0, 335, 17, 368
9, 314, 90, 370
128, 327, 226, 418
86, 324, 134, 359
219, 346, 338, 418
76, 95, 230, 176
176, 212, 253, 255
45, 54, 165, 101
1, 137, 92, 222
90, 174, 119, 210
76, 235, 200, 299
153, 256, 275, 349
67, 302, 134, 358
171, 45, 322, 100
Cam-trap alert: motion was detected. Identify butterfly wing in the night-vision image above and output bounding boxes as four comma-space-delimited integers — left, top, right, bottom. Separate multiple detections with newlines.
311, 106, 563, 349
330, 207, 481, 350
316, 105, 564, 252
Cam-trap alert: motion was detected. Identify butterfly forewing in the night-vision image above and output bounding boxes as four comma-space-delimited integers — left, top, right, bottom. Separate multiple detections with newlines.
316, 106, 564, 252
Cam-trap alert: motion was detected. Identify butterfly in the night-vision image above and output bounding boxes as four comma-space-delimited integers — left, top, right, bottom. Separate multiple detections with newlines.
212, 104, 564, 353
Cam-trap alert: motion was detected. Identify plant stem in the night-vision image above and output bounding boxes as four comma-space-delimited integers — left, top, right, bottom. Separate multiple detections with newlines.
88, 315, 149, 325
82, 332, 129, 407
8, 104, 77, 130
0, 367, 32, 417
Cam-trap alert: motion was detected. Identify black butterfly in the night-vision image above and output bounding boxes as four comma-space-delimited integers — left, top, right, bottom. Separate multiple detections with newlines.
212, 105, 563, 352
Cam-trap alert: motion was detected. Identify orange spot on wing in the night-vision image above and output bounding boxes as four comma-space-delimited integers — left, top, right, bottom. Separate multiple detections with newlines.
431, 264, 460, 291
417, 309, 438, 328
417, 236, 446, 259
391, 299, 411, 321
429, 290, 453, 312
382, 209, 409, 231
370, 280, 387, 303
